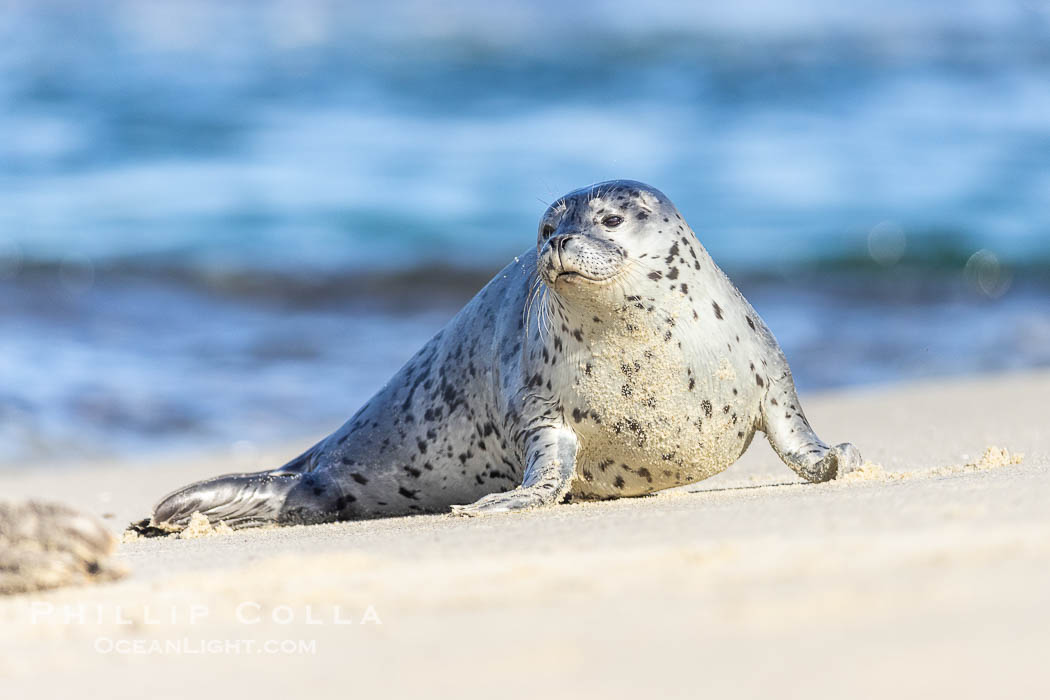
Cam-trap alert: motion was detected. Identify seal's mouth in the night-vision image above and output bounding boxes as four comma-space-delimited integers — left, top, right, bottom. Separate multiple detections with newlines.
555, 270, 601, 282
550, 267, 626, 286
539, 234, 626, 288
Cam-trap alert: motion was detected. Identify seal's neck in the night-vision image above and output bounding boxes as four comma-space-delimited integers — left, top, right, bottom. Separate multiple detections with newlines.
536, 285, 699, 359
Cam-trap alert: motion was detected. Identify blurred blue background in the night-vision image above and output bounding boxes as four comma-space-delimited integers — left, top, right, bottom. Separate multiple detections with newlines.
1, 0, 1048, 464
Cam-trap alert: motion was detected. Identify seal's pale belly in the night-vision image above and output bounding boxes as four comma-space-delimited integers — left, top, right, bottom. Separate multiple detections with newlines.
559, 304, 761, 499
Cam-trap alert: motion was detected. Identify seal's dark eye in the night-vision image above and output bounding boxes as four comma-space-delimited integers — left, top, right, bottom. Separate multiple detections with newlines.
541, 224, 555, 239
602, 215, 624, 227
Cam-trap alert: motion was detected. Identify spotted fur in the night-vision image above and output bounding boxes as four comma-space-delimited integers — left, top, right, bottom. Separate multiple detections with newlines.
151, 180, 861, 527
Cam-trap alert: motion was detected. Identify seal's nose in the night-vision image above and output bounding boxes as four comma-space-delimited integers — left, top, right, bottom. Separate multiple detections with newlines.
550, 233, 575, 269
551, 233, 577, 254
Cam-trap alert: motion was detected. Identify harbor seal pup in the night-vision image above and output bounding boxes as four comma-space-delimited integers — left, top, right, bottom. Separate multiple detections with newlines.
147, 180, 861, 529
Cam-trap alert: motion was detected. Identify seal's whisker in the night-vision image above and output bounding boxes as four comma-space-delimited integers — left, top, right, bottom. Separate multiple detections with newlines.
538, 287, 555, 342
522, 284, 534, 329
525, 275, 542, 310
526, 275, 549, 342
623, 265, 653, 286
545, 288, 558, 340
591, 183, 608, 205
628, 258, 664, 277
524, 278, 544, 336
523, 269, 546, 328
546, 293, 562, 340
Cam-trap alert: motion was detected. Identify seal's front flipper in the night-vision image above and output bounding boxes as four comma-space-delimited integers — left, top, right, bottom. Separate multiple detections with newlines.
451, 427, 578, 516
761, 369, 862, 482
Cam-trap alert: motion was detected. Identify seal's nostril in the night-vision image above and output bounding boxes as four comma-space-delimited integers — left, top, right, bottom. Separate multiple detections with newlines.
553, 236, 566, 269
553, 234, 574, 253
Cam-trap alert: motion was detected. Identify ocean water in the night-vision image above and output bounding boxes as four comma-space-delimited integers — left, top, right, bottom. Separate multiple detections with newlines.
1, 0, 1048, 464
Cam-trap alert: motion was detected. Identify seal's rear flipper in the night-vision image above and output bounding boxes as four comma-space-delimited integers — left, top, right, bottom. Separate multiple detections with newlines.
147, 443, 341, 531
151, 472, 303, 530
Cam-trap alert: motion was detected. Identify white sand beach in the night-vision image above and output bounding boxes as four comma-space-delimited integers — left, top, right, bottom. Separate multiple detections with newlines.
2, 370, 1048, 699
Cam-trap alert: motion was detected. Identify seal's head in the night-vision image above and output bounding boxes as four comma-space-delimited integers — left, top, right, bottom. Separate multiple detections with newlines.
537, 180, 682, 300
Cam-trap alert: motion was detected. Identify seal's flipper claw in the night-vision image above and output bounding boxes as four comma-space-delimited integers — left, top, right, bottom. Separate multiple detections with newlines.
450, 489, 549, 517
152, 472, 301, 530
817, 442, 863, 480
